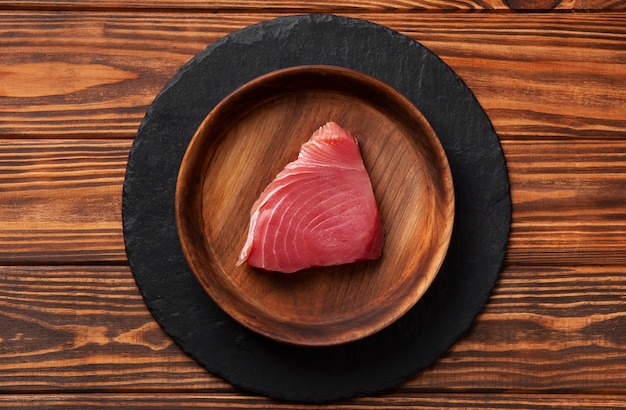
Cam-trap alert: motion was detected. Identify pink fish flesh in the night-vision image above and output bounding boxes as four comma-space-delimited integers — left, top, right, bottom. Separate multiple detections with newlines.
237, 122, 384, 273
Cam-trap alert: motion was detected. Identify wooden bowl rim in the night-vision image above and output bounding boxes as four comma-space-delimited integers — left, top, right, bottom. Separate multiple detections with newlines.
175, 65, 455, 346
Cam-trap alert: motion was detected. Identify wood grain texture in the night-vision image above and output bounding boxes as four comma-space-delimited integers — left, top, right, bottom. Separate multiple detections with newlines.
1, 0, 624, 11
2, 265, 626, 394
0, 139, 129, 263
504, 139, 626, 266
1, 12, 625, 138
0, 266, 228, 392
2, 393, 626, 409
411, 264, 626, 392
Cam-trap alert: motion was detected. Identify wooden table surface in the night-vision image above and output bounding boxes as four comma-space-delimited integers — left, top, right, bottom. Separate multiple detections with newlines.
1, 1, 626, 408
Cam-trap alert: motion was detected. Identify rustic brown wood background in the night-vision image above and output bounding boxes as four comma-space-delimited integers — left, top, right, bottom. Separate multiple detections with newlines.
1, 0, 625, 408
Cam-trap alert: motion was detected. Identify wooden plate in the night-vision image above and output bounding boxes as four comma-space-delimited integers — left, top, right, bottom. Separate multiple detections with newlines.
175, 65, 454, 346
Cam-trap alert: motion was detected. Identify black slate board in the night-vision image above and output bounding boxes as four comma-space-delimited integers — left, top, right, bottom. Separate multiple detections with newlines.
122, 14, 511, 403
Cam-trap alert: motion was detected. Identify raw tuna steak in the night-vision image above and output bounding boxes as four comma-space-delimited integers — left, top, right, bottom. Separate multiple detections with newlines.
237, 122, 384, 273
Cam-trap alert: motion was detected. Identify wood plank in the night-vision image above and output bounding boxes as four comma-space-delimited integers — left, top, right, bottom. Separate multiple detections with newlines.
2, 264, 626, 393
14, 0, 626, 12
410, 264, 626, 392
0, 265, 231, 392
1, 0, 624, 12
503, 139, 626, 266
0, 139, 129, 263
2, 393, 626, 409
0, 12, 625, 138
0, 138, 625, 265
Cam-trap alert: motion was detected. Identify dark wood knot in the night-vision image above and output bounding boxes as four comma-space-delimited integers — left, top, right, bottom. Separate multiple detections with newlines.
505, 0, 561, 9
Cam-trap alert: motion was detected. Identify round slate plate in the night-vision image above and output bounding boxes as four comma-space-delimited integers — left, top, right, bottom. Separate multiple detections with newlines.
123, 14, 511, 403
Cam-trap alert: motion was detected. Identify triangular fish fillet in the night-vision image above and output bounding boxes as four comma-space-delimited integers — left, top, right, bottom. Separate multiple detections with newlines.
237, 122, 384, 273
